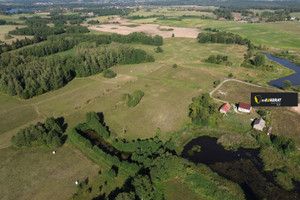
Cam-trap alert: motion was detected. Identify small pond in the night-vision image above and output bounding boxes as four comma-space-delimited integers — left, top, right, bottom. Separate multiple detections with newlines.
181, 136, 300, 200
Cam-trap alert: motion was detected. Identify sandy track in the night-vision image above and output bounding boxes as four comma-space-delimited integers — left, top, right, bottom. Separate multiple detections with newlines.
89, 19, 200, 38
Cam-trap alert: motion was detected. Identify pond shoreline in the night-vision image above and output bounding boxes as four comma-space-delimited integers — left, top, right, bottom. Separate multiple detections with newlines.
266, 54, 300, 88
181, 136, 300, 200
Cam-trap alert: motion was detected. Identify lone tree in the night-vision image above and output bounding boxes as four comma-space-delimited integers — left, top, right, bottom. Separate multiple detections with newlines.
253, 54, 265, 66
283, 80, 292, 90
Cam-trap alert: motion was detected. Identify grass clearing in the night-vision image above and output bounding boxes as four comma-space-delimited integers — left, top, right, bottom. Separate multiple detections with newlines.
164, 178, 207, 200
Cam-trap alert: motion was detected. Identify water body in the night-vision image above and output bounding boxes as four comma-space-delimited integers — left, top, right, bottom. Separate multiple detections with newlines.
266, 54, 300, 88
6, 9, 29, 14
181, 136, 300, 200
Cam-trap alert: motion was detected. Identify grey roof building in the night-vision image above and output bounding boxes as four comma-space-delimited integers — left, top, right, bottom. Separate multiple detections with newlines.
253, 118, 266, 131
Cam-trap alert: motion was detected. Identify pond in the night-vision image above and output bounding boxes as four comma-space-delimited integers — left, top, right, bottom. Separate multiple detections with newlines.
181, 136, 300, 200
6, 9, 30, 14
266, 54, 300, 88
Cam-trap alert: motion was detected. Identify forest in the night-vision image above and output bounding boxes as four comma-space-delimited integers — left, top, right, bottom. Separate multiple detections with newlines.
0, 30, 161, 98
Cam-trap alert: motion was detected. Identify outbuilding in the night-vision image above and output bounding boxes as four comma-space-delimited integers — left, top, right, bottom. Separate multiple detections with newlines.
219, 103, 231, 114
253, 118, 266, 131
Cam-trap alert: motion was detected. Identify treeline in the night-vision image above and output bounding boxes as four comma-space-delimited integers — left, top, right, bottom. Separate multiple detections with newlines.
260, 10, 291, 22
0, 19, 19, 25
17, 38, 76, 57
74, 8, 131, 16
50, 14, 86, 26
11, 117, 66, 148
197, 31, 251, 46
110, 32, 163, 46
9, 26, 66, 40
0, 36, 44, 55
4, 32, 162, 58
213, 8, 234, 20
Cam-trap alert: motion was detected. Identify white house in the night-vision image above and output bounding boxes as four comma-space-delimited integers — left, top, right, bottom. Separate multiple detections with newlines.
238, 102, 252, 113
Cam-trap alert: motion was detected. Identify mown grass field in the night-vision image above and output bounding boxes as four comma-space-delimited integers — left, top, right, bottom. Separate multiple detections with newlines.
0, 144, 99, 200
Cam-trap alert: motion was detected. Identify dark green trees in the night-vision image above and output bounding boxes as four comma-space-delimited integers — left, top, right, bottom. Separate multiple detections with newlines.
11, 117, 65, 147
253, 54, 266, 66
197, 32, 251, 46
123, 90, 145, 107
132, 175, 154, 200
283, 80, 292, 90
86, 112, 110, 139
271, 135, 296, 155
188, 93, 221, 127
205, 54, 232, 66
155, 46, 163, 53
103, 69, 117, 78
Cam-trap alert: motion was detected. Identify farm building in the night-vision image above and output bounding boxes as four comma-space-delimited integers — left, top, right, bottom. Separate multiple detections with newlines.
219, 103, 231, 114
253, 118, 266, 131
238, 102, 252, 113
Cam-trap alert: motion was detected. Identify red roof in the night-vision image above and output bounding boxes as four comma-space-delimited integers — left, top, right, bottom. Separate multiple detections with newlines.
239, 102, 252, 110
220, 103, 231, 112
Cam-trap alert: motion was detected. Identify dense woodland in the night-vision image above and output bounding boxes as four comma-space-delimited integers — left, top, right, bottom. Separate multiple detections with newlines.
11, 117, 66, 148
0, 31, 160, 98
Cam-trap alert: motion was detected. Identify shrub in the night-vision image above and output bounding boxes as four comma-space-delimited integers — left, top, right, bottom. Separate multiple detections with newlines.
155, 46, 163, 53
172, 64, 178, 68
103, 69, 117, 78
257, 109, 267, 116
283, 80, 292, 90
124, 90, 145, 107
